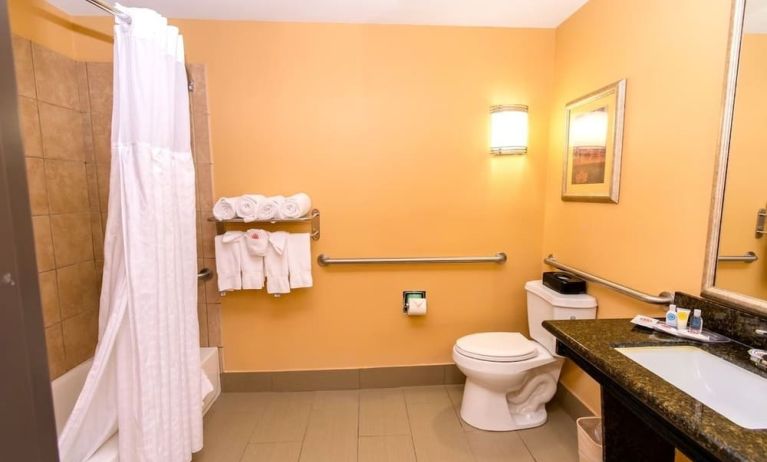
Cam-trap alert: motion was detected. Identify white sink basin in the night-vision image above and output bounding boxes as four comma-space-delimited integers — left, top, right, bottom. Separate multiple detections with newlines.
615, 346, 767, 429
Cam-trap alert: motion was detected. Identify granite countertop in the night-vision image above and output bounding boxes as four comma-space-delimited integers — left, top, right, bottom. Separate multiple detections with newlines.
543, 318, 767, 462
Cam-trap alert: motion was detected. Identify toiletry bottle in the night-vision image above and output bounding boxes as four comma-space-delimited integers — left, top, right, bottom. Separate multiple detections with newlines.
665, 304, 678, 328
689, 309, 703, 334
676, 308, 691, 331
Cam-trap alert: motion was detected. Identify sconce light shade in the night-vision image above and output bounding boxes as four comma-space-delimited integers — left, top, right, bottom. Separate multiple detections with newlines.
490, 104, 528, 155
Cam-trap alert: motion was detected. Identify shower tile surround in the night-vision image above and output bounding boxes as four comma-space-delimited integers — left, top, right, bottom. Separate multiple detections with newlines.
12, 36, 219, 379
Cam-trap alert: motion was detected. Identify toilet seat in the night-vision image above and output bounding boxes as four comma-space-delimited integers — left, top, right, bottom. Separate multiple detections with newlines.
455, 332, 539, 362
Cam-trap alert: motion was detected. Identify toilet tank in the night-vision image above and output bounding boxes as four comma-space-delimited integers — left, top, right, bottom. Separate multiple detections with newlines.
525, 280, 597, 355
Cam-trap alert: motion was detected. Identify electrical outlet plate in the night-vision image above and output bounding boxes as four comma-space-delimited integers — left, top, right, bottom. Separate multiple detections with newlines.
402, 291, 426, 313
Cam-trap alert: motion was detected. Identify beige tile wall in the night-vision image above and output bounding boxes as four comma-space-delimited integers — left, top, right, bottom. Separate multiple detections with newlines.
13, 36, 218, 380
189, 64, 222, 350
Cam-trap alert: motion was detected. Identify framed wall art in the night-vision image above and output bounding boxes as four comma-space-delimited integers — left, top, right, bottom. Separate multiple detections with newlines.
562, 79, 626, 203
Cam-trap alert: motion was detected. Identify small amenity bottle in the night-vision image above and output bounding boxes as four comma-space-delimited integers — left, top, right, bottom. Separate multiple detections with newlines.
689, 309, 703, 334
665, 304, 678, 328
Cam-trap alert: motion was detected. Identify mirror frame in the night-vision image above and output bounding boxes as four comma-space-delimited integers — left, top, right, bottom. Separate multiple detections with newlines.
702, 0, 767, 314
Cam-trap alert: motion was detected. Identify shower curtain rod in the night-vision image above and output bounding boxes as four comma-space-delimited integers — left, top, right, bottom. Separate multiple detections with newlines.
85, 0, 132, 24
83, 1, 196, 92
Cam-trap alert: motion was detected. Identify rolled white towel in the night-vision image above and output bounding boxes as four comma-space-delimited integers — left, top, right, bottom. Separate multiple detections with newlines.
236, 194, 266, 222
213, 197, 237, 221
255, 195, 286, 221
279, 193, 312, 219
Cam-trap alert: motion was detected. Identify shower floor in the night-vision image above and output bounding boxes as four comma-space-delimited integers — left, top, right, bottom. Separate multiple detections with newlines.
192, 384, 578, 462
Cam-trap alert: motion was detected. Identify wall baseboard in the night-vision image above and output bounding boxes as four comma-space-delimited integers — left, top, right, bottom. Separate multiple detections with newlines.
222, 365, 596, 422
552, 383, 595, 420
222, 364, 466, 392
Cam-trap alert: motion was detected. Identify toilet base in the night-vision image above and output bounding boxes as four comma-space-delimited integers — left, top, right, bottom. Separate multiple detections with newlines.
459, 379, 549, 431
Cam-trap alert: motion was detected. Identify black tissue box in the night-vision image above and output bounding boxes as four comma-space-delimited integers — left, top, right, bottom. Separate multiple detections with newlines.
543, 272, 586, 294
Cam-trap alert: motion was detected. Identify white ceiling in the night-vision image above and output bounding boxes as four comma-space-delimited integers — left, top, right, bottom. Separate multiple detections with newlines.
745, 0, 767, 34
48, 0, 589, 28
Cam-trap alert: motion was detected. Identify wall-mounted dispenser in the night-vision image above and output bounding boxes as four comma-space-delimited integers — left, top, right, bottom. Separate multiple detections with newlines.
403, 291, 427, 316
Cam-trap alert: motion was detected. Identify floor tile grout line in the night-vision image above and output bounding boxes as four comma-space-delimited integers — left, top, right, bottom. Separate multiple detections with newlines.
295, 391, 316, 462
355, 390, 361, 462
446, 384, 469, 430
517, 432, 540, 462
236, 399, 265, 462
400, 386, 421, 461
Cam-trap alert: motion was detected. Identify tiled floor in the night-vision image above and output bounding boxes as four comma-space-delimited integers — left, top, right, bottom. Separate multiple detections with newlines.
193, 385, 579, 462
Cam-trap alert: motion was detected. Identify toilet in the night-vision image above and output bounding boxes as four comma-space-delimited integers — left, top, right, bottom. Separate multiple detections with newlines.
452, 280, 597, 431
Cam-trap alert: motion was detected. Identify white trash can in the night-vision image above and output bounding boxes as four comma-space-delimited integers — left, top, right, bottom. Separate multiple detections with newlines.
577, 416, 603, 462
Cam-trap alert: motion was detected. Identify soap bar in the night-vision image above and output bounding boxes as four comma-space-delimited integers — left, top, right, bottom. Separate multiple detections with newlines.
542, 272, 586, 294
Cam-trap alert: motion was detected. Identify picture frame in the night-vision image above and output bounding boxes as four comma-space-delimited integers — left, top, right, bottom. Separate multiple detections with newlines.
562, 79, 626, 203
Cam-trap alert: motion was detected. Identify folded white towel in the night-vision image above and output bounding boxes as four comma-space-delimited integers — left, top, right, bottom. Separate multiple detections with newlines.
279, 193, 312, 219
287, 233, 313, 289
214, 231, 244, 291
236, 194, 266, 223
241, 229, 269, 290
244, 229, 269, 255
265, 231, 290, 294
212, 197, 238, 221
256, 195, 286, 221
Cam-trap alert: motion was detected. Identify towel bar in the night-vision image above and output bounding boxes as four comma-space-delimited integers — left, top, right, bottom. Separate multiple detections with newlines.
717, 251, 758, 263
209, 209, 320, 240
197, 267, 212, 281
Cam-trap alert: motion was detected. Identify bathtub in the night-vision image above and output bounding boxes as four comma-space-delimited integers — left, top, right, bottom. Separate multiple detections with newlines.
51, 347, 221, 462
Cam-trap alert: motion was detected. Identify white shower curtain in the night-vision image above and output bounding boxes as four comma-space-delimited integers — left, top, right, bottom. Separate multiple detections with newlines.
58, 6, 210, 462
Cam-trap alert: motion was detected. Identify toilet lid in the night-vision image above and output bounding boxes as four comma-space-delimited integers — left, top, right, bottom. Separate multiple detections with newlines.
455, 332, 539, 362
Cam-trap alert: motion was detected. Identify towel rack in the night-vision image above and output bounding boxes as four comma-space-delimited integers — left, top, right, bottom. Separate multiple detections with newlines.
317, 252, 507, 266
544, 255, 674, 305
718, 251, 758, 263
208, 209, 320, 240
197, 267, 213, 281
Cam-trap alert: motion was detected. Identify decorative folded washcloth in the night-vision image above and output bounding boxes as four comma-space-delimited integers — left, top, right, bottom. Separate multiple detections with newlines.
265, 231, 290, 294
279, 193, 312, 219
214, 231, 245, 291
241, 229, 269, 290
236, 194, 266, 222
287, 233, 313, 289
212, 197, 237, 220
255, 195, 286, 221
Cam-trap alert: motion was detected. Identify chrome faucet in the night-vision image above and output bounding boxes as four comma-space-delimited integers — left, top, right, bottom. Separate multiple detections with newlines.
750, 349, 767, 370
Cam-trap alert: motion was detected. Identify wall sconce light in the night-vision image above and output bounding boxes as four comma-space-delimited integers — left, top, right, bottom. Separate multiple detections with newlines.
490, 105, 528, 155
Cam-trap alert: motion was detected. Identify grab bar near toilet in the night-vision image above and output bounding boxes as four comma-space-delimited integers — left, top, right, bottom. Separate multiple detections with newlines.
544, 255, 674, 306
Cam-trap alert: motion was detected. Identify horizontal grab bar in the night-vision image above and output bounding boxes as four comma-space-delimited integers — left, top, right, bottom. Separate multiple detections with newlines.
718, 251, 758, 263
317, 252, 507, 266
544, 255, 674, 306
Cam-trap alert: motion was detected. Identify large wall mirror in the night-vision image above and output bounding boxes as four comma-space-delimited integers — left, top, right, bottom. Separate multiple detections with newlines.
704, 0, 767, 313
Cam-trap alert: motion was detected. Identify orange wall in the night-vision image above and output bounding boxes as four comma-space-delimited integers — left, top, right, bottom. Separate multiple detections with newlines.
717, 34, 767, 300
197, 23, 555, 371
7, 0, 77, 57
9, 1, 737, 407
37, 14, 557, 371
543, 0, 732, 412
